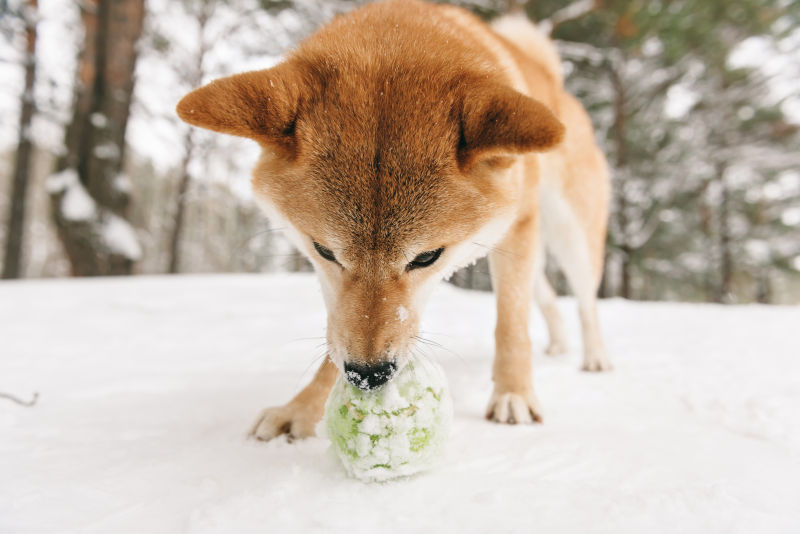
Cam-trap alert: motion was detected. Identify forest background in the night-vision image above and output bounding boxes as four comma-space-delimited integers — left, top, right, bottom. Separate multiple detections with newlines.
1, 0, 798, 304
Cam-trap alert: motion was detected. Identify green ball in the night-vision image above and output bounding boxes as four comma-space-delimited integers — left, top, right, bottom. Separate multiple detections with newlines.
323, 359, 452, 482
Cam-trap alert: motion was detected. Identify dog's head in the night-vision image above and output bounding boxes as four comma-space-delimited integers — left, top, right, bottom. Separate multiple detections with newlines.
177, 41, 563, 390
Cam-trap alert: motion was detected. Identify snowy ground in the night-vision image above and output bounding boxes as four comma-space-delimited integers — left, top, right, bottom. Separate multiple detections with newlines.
1, 274, 799, 533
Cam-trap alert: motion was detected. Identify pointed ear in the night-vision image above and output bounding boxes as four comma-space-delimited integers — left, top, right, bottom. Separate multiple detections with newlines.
176, 64, 302, 157
458, 83, 565, 169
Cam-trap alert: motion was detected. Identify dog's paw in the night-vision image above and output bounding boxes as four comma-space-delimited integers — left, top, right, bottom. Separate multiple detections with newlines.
582, 349, 613, 372
545, 339, 568, 356
485, 390, 543, 424
248, 402, 321, 442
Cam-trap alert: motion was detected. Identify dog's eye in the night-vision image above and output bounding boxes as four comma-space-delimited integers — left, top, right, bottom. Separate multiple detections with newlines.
407, 247, 444, 270
313, 241, 338, 263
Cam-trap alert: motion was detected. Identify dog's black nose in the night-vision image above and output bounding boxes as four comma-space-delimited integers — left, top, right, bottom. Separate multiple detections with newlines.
344, 360, 397, 391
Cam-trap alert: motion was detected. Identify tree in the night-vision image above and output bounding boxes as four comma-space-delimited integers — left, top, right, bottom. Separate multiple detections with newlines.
552, 0, 800, 302
139, 0, 350, 274
2, 0, 38, 279
48, 0, 145, 276
166, 0, 216, 274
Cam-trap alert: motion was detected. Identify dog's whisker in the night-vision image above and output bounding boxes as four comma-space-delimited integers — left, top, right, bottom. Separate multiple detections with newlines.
285, 335, 327, 344
230, 226, 287, 255
409, 344, 434, 365
413, 334, 466, 365
472, 241, 521, 260
410, 339, 443, 376
408, 346, 427, 374
296, 348, 330, 389
419, 330, 458, 340
276, 336, 328, 354
410, 349, 440, 385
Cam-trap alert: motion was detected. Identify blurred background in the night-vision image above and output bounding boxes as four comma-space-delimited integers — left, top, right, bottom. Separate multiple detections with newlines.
0, 0, 798, 303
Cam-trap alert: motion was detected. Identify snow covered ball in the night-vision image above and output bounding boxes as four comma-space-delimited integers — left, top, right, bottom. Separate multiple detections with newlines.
323, 359, 452, 482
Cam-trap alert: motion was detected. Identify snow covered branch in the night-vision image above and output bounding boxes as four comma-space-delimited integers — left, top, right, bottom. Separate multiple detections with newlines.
540, 0, 595, 36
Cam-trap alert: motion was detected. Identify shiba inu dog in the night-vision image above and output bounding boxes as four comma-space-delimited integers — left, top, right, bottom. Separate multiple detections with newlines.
177, 0, 610, 441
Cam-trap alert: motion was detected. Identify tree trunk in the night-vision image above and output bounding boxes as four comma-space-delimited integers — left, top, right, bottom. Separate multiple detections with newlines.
610, 63, 632, 299
755, 268, 771, 304
168, 4, 213, 274
716, 163, 733, 303
50, 0, 145, 276
168, 130, 194, 273
2, 0, 38, 280
698, 196, 715, 302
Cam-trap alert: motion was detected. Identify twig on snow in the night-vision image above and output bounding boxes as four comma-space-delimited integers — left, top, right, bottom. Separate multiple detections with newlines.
0, 391, 39, 407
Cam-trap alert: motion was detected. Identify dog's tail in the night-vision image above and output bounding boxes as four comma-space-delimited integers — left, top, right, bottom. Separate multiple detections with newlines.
491, 13, 563, 87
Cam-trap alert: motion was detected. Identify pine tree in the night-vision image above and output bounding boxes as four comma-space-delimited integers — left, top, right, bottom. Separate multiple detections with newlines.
553, 0, 800, 302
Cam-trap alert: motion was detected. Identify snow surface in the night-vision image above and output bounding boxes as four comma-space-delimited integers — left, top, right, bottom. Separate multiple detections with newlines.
1, 274, 799, 533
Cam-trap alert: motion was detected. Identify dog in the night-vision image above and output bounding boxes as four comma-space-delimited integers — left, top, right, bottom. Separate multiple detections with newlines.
176, 0, 611, 441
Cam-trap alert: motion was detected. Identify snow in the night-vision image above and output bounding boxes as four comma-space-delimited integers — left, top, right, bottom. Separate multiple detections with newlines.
46, 168, 97, 222
93, 142, 121, 160
729, 30, 800, 123
396, 305, 409, 322
43, 167, 77, 194
101, 214, 142, 260
61, 181, 96, 222
664, 84, 699, 119
90, 112, 108, 128
1, 274, 799, 533
113, 172, 133, 194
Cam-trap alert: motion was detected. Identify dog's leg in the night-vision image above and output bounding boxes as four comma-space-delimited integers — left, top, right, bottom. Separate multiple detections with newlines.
486, 213, 543, 424
535, 272, 568, 355
533, 242, 568, 356
547, 231, 612, 372
249, 356, 339, 441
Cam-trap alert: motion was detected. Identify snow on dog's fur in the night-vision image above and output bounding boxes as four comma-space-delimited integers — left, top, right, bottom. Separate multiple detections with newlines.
177, 0, 610, 440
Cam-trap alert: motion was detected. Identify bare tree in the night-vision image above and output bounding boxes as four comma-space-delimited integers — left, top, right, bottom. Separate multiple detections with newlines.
2, 0, 38, 279
49, 0, 145, 276
608, 61, 632, 299
168, 0, 214, 274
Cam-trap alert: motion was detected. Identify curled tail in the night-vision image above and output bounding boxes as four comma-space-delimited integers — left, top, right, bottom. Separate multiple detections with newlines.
491, 13, 563, 87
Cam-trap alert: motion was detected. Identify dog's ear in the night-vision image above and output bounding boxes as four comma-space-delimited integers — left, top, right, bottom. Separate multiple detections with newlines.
458, 83, 564, 169
176, 63, 302, 157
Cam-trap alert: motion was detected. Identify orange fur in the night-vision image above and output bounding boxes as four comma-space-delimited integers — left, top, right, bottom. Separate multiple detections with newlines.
176, 0, 611, 439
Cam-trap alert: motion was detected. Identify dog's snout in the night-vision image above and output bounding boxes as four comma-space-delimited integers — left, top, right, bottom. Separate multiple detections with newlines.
343, 359, 397, 391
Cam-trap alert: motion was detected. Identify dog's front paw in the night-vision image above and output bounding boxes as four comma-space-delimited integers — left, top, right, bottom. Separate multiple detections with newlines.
485, 390, 543, 424
582, 349, 613, 372
249, 402, 321, 442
